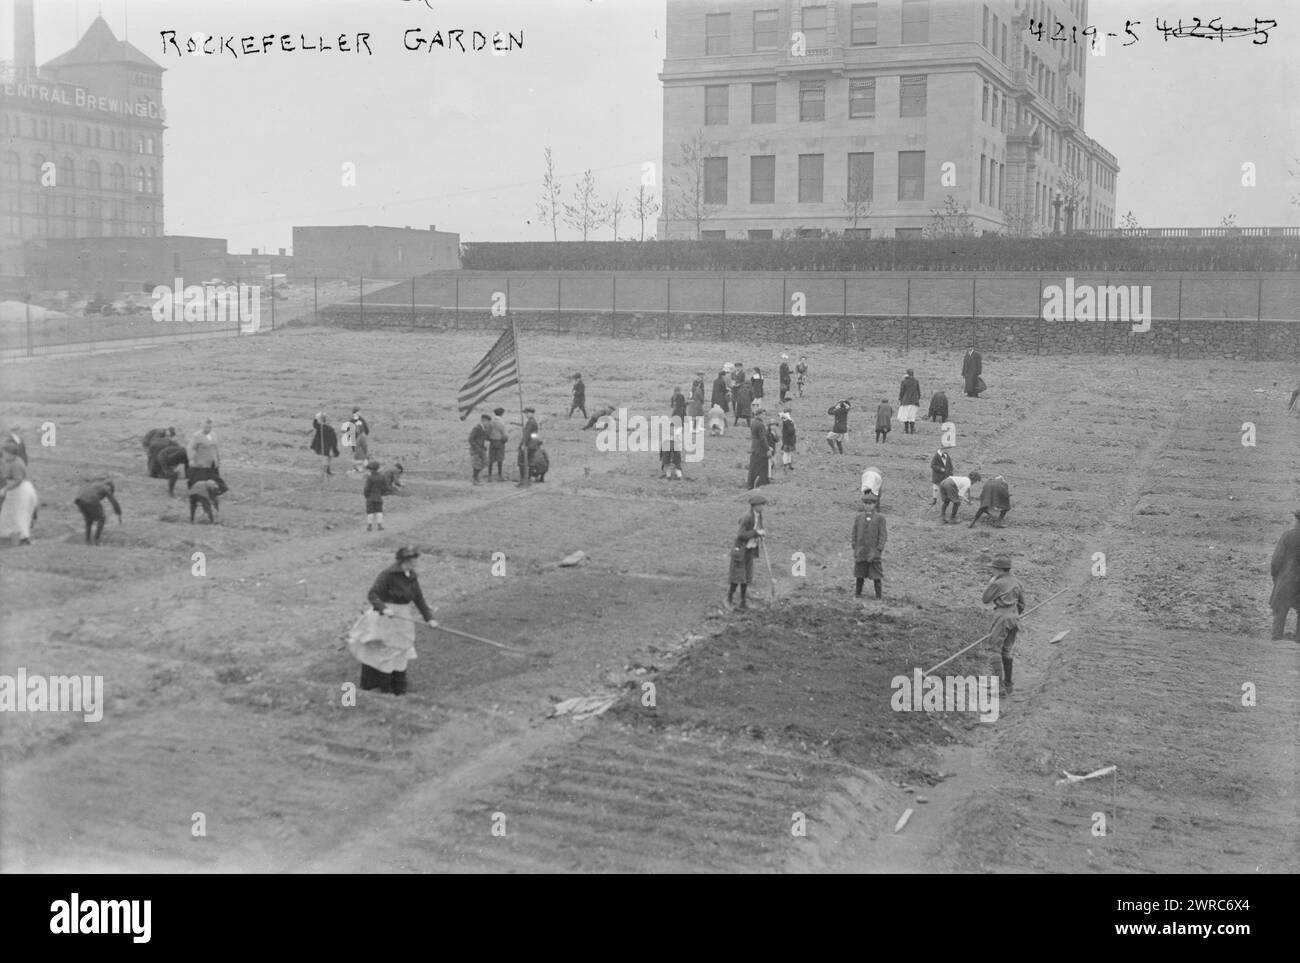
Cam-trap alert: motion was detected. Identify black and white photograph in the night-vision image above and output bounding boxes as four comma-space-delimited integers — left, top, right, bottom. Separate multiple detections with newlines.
1, 0, 1297, 894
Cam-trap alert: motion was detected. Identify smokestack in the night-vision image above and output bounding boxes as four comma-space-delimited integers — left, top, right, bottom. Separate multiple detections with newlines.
14, 0, 37, 78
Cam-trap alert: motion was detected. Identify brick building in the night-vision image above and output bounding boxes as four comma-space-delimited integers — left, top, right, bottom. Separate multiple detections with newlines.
659, 0, 1119, 239
292, 225, 462, 279
1, 4, 166, 277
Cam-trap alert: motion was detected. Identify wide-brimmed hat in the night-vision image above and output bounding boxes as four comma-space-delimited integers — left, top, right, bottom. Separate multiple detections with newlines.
862, 494, 877, 504
366, 460, 380, 470
991, 555, 1012, 570
747, 492, 768, 506
493, 407, 505, 416
396, 546, 420, 562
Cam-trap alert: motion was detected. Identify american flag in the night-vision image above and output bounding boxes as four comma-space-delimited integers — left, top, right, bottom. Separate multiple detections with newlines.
457, 324, 519, 420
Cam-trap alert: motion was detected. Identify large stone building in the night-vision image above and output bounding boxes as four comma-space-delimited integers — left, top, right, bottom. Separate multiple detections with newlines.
293, 226, 462, 278
1, 5, 166, 278
659, 0, 1118, 239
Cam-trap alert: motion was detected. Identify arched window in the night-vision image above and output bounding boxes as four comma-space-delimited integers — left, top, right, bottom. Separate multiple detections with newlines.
61, 157, 76, 187
146, 168, 156, 194
136, 137, 144, 153
146, 137, 155, 154
87, 160, 102, 189
32, 153, 46, 183
110, 163, 125, 191
135, 167, 146, 192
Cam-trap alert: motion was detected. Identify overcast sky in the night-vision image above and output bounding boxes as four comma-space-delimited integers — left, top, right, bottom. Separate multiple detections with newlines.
4, 0, 1297, 251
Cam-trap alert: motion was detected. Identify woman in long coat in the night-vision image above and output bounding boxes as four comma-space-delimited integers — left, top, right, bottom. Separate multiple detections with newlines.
733, 381, 754, 427
688, 374, 706, 430
348, 546, 438, 695
711, 371, 730, 413
310, 411, 340, 475
727, 493, 766, 610
0, 447, 38, 545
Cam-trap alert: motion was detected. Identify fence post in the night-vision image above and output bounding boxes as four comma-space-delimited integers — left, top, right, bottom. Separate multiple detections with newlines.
454, 276, 460, 330
971, 276, 977, 318
25, 297, 32, 358
412, 276, 416, 326
1101, 276, 1108, 354
314, 276, 318, 323
843, 276, 847, 316
270, 275, 276, 330
1256, 276, 1263, 361
721, 274, 726, 317
359, 277, 364, 325
557, 273, 561, 331
1036, 275, 1043, 355
905, 315, 911, 353
1177, 276, 1183, 323
905, 278, 911, 318
666, 275, 671, 336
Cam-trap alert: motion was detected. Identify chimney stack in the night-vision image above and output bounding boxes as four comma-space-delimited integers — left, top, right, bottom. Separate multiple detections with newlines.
14, 0, 37, 79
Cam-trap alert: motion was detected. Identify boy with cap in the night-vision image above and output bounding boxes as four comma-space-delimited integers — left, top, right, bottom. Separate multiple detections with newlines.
969, 474, 1012, 528
488, 408, 509, 480
796, 357, 809, 397
469, 413, 491, 486
779, 409, 797, 472
516, 407, 540, 486
898, 369, 921, 434
826, 400, 851, 454
189, 477, 221, 525
74, 478, 122, 545
930, 443, 954, 505
874, 399, 894, 443
983, 555, 1025, 693
727, 492, 767, 610
363, 459, 385, 529
569, 374, 587, 420
349, 407, 371, 472
778, 355, 792, 403
852, 494, 887, 600
939, 471, 981, 523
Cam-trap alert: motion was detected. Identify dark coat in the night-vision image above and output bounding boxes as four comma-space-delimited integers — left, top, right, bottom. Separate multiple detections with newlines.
930, 450, 954, 484
529, 447, 550, 477
147, 435, 176, 476
142, 428, 172, 450
875, 404, 893, 431
310, 420, 339, 457
962, 350, 983, 395
980, 477, 1011, 511
1271, 523, 1300, 612
75, 481, 121, 515
928, 391, 949, 420
363, 472, 384, 510
828, 402, 850, 434
157, 442, 188, 475
734, 384, 754, 420
750, 416, 769, 455
750, 373, 765, 399
572, 379, 586, 403
520, 417, 540, 450
899, 376, 921, 406
367, 562, 434, 621
852, 509, 887, 562
779, 362, 791, 387
711, 376, 730, 411
671, 391, 687, 420
781, 419, 796, 450
728, 509, 762, 584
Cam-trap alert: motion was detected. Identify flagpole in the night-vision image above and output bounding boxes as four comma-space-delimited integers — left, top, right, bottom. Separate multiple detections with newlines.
511, 314, 530, 487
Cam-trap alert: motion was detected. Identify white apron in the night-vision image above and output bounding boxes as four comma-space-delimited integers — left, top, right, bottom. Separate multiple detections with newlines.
347, 603, 418, 673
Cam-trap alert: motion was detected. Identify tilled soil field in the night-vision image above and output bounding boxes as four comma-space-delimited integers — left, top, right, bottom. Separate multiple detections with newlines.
0, 327, 1296, 873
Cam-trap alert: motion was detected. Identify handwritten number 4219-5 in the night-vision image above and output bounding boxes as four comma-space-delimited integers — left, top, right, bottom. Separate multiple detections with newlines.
1027, 18, 1274, 46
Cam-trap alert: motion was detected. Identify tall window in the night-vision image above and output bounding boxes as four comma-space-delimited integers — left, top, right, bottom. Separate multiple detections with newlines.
753, 9, 779, 50
902, 0, 929, 44
2, 151, 18, 181
704, 157, 728, 204
991, 91, 999, 128
800, 6, 828, 48
799, 81, 825, 121
32, 153, 46, 183
705, 13, 731, 54
979, 155, 987, 204
752, 83, 776, 123
136, 167, 146, 192
1001, 24, 1008, 62
847, 152, 874, 203
60, 157, 75, 187
751, 155, 776, 203
999, 164, 1006, 210
991, 15, 1000, 58
989, 160, 998, 207
983, 5, 990, 46
110, 163, 125, 191
898, 150, 925, 200
87, 160, 101, 189
705, 85, 729, 125
851, 3, 878, 45
798, 154, 824, 203
982, 84, 989, 121
899, 75, 927, 117
147, 168, 157, 194
849, 79, 876, 118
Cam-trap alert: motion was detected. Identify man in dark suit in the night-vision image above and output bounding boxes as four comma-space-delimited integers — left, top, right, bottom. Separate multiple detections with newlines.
746, 404, 770, 490
962, 346, 984, 397
516, 407, 540, 487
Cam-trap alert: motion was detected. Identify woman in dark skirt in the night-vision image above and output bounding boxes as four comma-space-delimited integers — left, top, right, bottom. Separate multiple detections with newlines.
727, 492, 767, 610
310, 411, 340, 475
363, 460, 384, 531
348, 546, 438, 695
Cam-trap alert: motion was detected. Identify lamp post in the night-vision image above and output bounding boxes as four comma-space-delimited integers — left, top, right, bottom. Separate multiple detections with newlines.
1064, 197, 1077, 234
1051, 191, 1064, 236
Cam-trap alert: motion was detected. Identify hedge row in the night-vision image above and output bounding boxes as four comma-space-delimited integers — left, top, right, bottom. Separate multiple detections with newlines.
462, 237, 1300, 273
